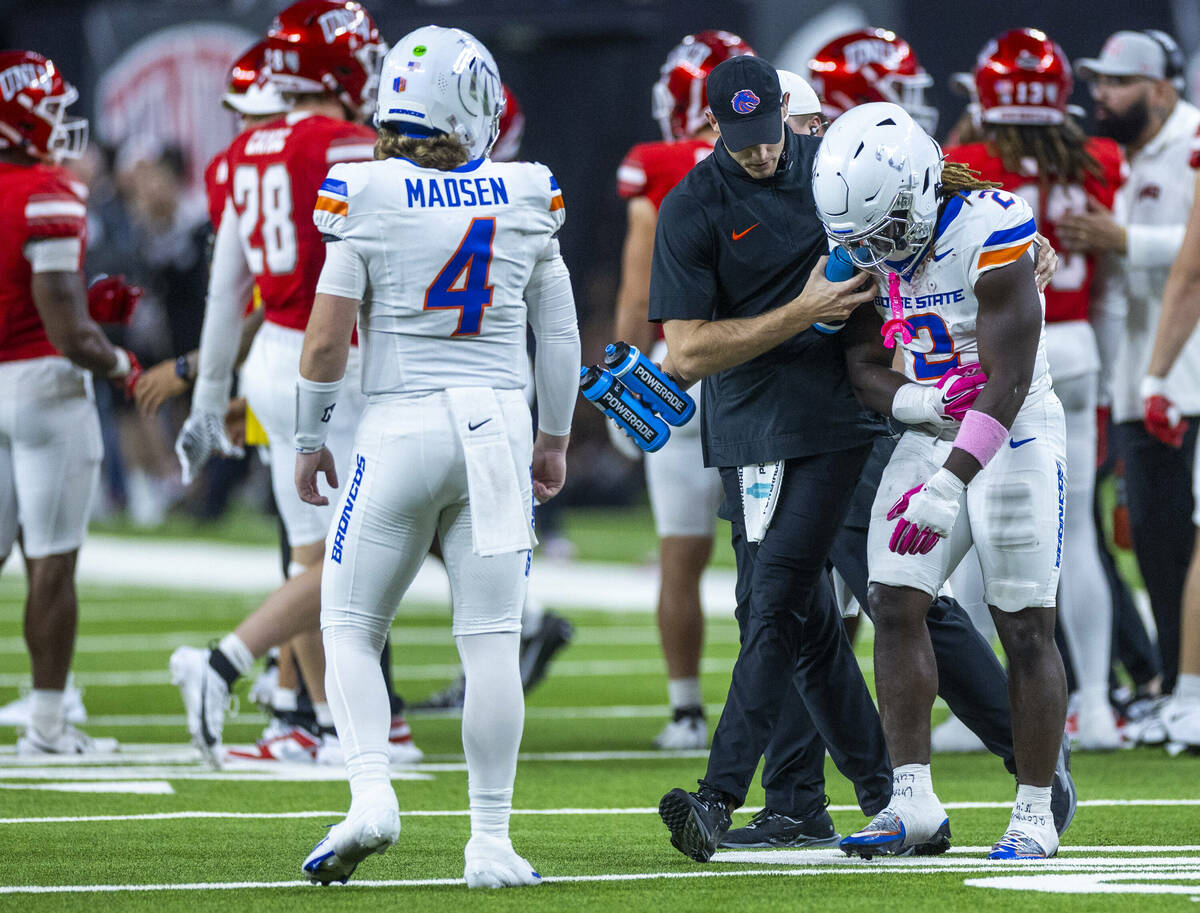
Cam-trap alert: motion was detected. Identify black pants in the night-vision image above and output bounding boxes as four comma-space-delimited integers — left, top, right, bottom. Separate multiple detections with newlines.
704, 446, 892, 817
1113, 420, 1198, 693
757, 437, 1017, 817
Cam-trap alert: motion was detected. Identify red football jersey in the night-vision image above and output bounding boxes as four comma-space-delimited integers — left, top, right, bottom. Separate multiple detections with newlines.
220, 111, 374, 331
616, 137, 715, 210
947, 137, 1125, 323
0, 163, 88, 363
203, 151, 229, 230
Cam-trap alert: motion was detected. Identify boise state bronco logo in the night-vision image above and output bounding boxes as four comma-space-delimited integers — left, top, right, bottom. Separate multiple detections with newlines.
731, 89, 760, 114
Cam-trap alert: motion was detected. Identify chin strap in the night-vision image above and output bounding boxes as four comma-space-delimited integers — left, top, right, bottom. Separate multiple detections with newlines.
881, 271, 914, 349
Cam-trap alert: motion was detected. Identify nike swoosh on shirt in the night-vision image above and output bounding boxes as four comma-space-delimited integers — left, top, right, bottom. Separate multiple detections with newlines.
731, 223, 759, 240
1009, 437, 1036, 448
932, 248, 954, 262
468, 419, 492, 431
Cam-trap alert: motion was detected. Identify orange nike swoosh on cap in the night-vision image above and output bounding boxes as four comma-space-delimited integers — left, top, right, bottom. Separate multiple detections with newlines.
731, 223, 759, 240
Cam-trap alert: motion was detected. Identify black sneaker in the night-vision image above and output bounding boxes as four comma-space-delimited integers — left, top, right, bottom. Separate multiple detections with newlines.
1051, 729, 1077, 836
658, 785, 732, 862
719, 802, 841, 849
412, 676, 466, 713
519, 612, 573, 693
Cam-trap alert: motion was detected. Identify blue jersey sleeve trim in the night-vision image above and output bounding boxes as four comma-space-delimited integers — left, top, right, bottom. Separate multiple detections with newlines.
983, 218, 1037, 248
320, 178, 348, 196
934, 192, 967, 241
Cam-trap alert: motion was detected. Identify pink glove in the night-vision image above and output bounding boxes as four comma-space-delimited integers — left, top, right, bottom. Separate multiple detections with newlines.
887, 484, 940, 555
886, 469, 965, 556
935, 364, 987, 422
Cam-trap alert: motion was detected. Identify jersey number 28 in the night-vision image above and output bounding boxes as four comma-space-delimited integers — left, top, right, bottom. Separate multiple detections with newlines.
233, 163, 297, 276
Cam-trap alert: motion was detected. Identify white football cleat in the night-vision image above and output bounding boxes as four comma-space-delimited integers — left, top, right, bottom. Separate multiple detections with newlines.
930, 713, 986, 753
653, 711, 706, 750
1162, 696, 1200, 751
303, 797, 400, 885
0, 681, 87, 727
169, 646, 229, 769
464, 834, 542, 889
839, 797, 951, 859
389, 714, 424, 764
1073, 689, 1122, 750
315, 732, 344, 767
17, 724, 117, 756
987, 824, 1059, 859
227, 726, 319, 763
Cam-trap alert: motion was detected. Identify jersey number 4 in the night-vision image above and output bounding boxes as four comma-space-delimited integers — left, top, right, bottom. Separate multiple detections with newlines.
233, 163, 297, 276
424, 217, 496, 336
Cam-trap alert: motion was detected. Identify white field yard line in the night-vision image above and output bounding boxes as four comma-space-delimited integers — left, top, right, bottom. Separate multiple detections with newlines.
0, 627, 712, 654
12, 537, 743, 616
3, 858, 1200, 894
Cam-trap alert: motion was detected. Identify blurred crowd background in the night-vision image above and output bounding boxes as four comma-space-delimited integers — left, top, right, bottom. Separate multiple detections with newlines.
3, 0, 1197, 536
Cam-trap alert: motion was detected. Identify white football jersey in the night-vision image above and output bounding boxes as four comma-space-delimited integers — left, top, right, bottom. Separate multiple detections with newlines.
313, 156, 565, 396
872, 189, 1051, 405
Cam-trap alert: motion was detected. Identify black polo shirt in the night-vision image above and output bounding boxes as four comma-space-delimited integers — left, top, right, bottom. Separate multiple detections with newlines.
649, 129, 887, 468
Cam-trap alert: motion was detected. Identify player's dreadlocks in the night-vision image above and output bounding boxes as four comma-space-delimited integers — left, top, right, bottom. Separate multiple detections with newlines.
985, 118, 1103, 186
374, 126, 469, 171
937, 161, 1001, 199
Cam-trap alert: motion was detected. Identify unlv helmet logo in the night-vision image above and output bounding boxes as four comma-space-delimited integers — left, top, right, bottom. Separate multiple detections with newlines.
732, 89, 760, 114
0, 62, 40, 102
843, 39, 900, 73
317, 8, 370, 44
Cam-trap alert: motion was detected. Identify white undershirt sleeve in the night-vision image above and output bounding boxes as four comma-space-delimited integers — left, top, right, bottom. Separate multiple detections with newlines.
1125, 223, 1188, 269
314, 237, 368, 300
193, 198, 255, 416
524, 237, 580, 437
24, 238, 84, 273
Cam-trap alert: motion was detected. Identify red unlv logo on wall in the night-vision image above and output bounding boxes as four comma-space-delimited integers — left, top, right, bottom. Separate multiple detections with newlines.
97, 23, 254, 191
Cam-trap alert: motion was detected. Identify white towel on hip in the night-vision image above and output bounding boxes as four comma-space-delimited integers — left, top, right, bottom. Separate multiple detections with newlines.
738, 460, 784, 543
446, 387, 536, 557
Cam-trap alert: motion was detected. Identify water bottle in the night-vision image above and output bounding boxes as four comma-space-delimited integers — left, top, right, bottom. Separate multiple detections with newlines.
602, 342, 696, 426
815, 245, 856, 334
579, 366, 670, 453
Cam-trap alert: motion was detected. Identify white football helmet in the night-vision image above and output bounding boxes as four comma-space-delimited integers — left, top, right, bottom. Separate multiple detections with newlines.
812, 102, 944, 274
376, 25, 503, 160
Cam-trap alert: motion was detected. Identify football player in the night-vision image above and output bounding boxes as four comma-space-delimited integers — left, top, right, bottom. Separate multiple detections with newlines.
945, 29, 1126, 750
294, 26, 578, 887
167, 0, 410, 768
612, 29, 752, 749
817, 103, 1069, 860
0, 51, 140, 754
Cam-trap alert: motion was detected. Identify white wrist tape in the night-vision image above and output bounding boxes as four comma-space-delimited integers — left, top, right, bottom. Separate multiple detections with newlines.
891, 382, 938, 425
1140, 375, 1168, 400
107, 347, 131, 378
295, 375, 343, 453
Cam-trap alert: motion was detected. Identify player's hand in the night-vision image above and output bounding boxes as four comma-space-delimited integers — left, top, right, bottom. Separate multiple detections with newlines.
176, 410, 244, 484
1057, 198, 1126, 254
134, 359, 189, 417
225, 397, 247, 449
295, 447, 338, 506
1141, 376, 1187, 448
87, 274, 143, 325
794, 256, 876, 328
934, 364, 987, 421
605, 416, 643, 461
1032, 233, 1058, 292
533, 432, 569, 503
887, 468, 964, 555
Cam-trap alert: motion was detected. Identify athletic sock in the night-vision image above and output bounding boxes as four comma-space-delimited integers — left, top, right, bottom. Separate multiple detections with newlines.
30, 689, 65, 740
458, 631, 523, 840
667, 678, 702, 713
1011, 784, 1053, 832
272, 687, 298, 713
1175, 673, 1200, 705
314, 701, 335, 730
210, 633, 254, 688
891, 763, 935, 801
322, 623, 391, 797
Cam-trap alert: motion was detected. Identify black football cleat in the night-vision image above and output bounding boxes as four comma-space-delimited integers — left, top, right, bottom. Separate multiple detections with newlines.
519, 612, 573, 693
1050, 729, 1077, 836
659, 786, 732, 862
720, 803, 841, 849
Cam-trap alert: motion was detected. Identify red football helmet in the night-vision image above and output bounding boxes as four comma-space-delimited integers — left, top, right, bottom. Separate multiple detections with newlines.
809, 28, 937, 133
222, 41, 289, 117
652, 30, 755, 141
263, 0, 385, 121
974, 28, 1072, 126
492, 84, 524, 162
0, 50, 87, 161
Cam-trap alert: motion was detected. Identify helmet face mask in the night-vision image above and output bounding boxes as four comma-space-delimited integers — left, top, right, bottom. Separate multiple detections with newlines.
813, 102, 943, 277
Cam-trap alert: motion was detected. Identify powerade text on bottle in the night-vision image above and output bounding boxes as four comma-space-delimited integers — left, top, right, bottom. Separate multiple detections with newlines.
579, 366, 670, 452
602, 342, 696, 426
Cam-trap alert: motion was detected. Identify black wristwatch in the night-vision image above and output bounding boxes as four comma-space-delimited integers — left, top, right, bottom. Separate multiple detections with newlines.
175, 354, 192, 381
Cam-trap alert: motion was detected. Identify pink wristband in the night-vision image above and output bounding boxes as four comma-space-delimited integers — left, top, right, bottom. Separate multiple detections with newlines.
954, 409, 1009, 468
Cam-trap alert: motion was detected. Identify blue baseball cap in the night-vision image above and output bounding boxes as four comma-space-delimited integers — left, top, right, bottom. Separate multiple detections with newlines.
706, 55, 784, 152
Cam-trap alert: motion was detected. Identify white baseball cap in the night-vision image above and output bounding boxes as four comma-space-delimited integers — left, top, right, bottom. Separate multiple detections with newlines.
1077, 30, 1183, 87
777, 69, 821, 116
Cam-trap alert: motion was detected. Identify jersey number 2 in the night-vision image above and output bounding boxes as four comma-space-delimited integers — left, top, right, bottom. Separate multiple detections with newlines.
424, 217, 496, 336
908, 313, 960, 380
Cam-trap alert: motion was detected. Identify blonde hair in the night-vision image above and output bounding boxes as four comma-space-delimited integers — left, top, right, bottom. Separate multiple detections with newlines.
374, 127, 469, 171
938, 161, 1002, 198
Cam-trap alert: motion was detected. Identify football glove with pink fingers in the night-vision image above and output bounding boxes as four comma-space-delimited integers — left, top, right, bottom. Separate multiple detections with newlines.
887, 468, 965, 555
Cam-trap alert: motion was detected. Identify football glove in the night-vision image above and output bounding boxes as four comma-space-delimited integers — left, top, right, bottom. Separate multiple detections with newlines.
891, 365, 988, 430
605, 415, 643, 461
1140, 376, 1187, 449
176, 410, 244, 484
87, 274, 143, 325
887, 468, 965, 555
